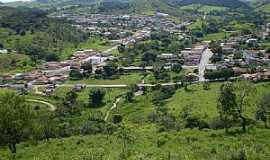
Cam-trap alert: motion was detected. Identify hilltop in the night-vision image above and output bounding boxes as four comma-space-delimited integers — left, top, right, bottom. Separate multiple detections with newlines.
4, 0, 251, 15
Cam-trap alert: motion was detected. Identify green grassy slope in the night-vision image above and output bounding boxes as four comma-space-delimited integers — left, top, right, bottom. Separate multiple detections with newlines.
1, 82, 270, 159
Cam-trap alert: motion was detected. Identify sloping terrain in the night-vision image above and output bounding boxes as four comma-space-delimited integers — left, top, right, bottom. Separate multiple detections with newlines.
4, 0, 251, 14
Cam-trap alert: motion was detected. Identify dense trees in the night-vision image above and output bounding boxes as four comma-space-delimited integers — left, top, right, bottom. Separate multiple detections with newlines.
205, 68, 234, 80
0, 7, 88, 62
69, 69, 83, 80
0, 90, 33, 154
256, 92, 270, 128
81, 62, 93, 77
89, 89, 106, 107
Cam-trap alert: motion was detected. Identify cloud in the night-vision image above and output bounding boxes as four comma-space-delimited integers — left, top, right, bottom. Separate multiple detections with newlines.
0, 0, 32, 2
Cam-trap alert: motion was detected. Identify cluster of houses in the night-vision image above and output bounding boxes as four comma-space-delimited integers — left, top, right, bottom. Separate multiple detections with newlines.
181, 45, 207, 66
0, 49, 113, 86
53, 13, 190, 42
205, 26, 270, 82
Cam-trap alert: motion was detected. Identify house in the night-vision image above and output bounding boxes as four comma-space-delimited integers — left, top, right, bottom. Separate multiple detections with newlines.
0, 49, 8, 54
88, 55, 108, 65
156, 12, 169, 17
73, 84, 86, 92
157, 53, 178, 60
246, 38, 258, 46
32, 76, 49, 85
241, 71, 270, 81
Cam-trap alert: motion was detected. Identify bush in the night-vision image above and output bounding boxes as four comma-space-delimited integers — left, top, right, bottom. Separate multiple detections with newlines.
230, 148, 247, 160
112, 114, 123, 124
180, 105, 209, 129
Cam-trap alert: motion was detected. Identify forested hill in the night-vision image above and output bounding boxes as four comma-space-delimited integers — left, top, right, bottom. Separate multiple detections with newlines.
0, 7, 88, 61
4, 0, 251, 13
168, 0, 249, 9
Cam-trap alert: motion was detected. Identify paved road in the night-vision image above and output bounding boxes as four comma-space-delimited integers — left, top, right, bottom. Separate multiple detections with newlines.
26, 99, 56, 111
199, 48, 214, 82
102, 30, 149, 54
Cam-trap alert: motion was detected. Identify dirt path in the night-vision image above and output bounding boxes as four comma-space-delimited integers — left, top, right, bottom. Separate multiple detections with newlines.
104, 97, 121, 121
27, 99, 56, 111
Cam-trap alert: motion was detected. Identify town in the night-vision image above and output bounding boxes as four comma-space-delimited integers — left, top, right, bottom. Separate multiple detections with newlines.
1, 0, 270, 159
1, 13, 269, 96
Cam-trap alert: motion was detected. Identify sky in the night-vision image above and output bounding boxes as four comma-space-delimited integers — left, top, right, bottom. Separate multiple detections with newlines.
0, 0, 32, 2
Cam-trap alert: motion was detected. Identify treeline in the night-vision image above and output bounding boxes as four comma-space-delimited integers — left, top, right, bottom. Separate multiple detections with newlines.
0, 7, 89, 61
168, 0, 249, 9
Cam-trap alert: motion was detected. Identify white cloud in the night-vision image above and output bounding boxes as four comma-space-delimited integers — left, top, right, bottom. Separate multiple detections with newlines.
0, 0, 32, 2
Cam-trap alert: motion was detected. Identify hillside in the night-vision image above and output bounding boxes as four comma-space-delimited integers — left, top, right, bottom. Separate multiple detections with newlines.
257, 2, 270, 13
0, 6, 88, 61
168, 0, 249, 9
4, 0, 251, 14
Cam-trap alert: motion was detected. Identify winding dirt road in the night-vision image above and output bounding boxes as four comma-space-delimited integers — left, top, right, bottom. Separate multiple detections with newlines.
27, 99, 56, 111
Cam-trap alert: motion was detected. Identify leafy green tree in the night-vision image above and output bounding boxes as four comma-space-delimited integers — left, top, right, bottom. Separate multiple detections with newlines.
69, 69, 83, 80
171, 64, 182, 73
235, 81, 255, 133
117, 124, 134, 160
125, 91, 134, 103
0, 43, 4, 49
256, 93, 270, 128
102, 62, 118, 78
89, 89, 106, 107
32, 114, 58, 141
125, 84, 137, 102
118, 44, 126, 53
0, 90, 33, 154
63, 90, 78, 113
81, 62, 93, 77
142, 52, 157, 64
217, 82, 237, 133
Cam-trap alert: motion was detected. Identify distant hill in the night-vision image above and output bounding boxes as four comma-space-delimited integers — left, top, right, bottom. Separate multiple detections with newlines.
168, 0, 249, 9
3, 0, 252, 14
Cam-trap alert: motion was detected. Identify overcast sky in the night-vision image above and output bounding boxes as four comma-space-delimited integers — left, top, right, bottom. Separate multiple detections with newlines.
0, 0, 32, 2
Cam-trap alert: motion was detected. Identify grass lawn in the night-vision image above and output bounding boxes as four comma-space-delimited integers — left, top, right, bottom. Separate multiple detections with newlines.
258, 3, 270, 13
60, 37, 113, 60
198, 5, 227, 13
166, 82, 270, 120
203, 32, 232, 41
230, 22, 255, 31
260, 42, 270, 48
188, 19, 203, 30
0, 53, 34, 74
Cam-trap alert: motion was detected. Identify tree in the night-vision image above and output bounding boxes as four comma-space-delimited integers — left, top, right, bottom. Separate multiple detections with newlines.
103, 62, 118, 78
117, 124, 134, 159
125, 91, 134, 103
171, 64, 182, 73
89, 89, 106, 107
142, 52, 157, 64
0, 43, 4, 49
0, 90, 33, 154
125, 84, 137, 102
63, 90, 78, 113
217, 82, 237, 133
118, 44, 126, 53
235, 81, 255, 133
256, 93, 270, 128
81, 62, 93, 77
69, 69, 83, 80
